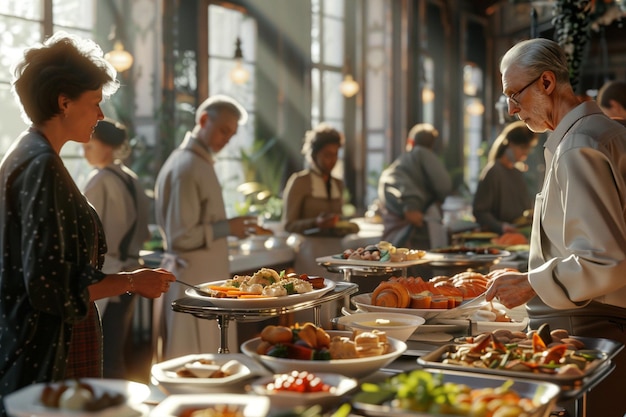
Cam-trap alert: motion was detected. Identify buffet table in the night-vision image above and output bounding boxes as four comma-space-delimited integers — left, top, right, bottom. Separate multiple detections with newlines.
139, 343, 617, 417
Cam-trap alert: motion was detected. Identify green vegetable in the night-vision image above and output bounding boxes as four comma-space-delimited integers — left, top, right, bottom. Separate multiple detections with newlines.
266, 344, 288, 358
282, 282, 295, 294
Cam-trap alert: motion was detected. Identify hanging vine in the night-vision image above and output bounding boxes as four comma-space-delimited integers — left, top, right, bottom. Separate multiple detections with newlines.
552, 0, 593, 91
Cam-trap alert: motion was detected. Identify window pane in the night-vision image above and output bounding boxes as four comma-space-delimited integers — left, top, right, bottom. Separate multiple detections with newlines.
207, 5, 257, 216
0, 18, 41, 82
366, 151, 384, 204
208, 57, 255, 107
322, 17, 343, 67
324, 0, 344, 18
311, 68, 321, 123
322, 70, 344, 121
0, 83, 26, 155
0, 0, 42, 20
208, 5, 249, 59
311, 12, 320, 63
53, 0, 94, 29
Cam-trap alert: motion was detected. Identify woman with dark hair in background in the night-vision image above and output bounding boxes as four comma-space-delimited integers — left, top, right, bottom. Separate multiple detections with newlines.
82, 118, 151, 379
282, 123, 354, 278
0, 32, 174, 407
472, 121, 538, 234
597, 80, 626, 126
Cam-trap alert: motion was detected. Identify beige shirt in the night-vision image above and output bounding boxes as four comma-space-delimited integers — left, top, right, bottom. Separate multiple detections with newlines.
528, 101, 626, 311
83, 161, 150, 274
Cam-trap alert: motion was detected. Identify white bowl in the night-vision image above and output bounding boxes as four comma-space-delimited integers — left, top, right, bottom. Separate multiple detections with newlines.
335, 312, 425, 342
240, 330, 407, 379
149, 393, 270, 417
249, 372, 358, 409
151, 353, 271, 394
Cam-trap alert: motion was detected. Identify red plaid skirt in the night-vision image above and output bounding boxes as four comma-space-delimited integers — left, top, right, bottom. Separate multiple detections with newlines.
65, 302, 103, 378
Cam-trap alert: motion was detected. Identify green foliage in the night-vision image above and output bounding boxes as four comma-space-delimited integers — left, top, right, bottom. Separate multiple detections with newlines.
236, 136, 290, 220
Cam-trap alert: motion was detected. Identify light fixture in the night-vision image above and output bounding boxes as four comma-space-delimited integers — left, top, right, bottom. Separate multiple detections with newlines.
230, 37, 250, 85
422, 87, 435, 103
339, 58, 360, 98
466, 99, 485, 116
105, 40, 134, 73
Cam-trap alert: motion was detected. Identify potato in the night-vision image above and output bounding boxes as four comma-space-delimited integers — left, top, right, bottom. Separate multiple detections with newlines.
560, 337, 586, 350
260, 325, 292, 344
550, 329, 569, 341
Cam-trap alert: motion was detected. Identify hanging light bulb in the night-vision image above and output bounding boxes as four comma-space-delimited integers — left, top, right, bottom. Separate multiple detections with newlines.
340, 74, 360, 98
339, 58, 359, 98
422, 87, 435, 103
466, 99, 485, 116
230, 37, 250, 85
105, 40, 134, 73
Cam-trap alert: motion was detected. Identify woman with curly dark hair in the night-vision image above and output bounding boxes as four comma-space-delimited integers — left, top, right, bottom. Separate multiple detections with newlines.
0, 32, 174, 404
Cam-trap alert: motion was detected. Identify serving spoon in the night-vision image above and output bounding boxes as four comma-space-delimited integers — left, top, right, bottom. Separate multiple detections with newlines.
174, 279, 214, 297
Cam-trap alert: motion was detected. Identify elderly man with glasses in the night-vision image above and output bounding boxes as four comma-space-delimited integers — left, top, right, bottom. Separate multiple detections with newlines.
486, 38, 626, 417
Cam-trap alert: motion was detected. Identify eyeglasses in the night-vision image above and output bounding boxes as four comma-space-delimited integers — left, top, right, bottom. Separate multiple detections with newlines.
506, 75, 541, 106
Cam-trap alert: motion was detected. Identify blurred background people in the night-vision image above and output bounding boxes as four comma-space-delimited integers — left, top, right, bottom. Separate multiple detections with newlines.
377, 123, 452, 250
82, 118, 151, 379
597, 80, 626, 126
154, 95, 257, 359
282, 123, 350, 278
0, 32, 174, 407
472, 121, 538, 234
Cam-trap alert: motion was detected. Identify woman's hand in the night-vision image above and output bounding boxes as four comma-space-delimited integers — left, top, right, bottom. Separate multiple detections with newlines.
124, 268, 176, 298
316, 212, 339, 229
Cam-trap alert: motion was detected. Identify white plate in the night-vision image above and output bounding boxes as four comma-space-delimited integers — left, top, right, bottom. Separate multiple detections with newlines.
148, 393, 270, 417
185, 279, 336, 308
249, 372, 358, 409
351, 293, 447, 320
240, 330, 407, 379
4, 379, 150, 417
436, 317, 530, 333
151, 353, 271, 394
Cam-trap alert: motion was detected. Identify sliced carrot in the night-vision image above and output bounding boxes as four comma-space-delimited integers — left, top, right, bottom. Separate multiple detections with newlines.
208, 285, 238, 292
238, 294, 271, 299
225, 290, 260, 296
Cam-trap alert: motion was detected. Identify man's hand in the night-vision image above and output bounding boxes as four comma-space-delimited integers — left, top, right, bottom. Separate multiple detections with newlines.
228, 216, 257, 239
485, 268, 536, 309
404, 209, 424, 227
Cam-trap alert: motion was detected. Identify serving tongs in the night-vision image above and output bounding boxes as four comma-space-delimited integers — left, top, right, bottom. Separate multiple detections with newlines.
426, 292, 488, 323
174, 279, 214, 297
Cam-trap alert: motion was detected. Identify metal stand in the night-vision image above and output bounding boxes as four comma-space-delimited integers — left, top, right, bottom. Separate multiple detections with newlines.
172, 282, 359, 353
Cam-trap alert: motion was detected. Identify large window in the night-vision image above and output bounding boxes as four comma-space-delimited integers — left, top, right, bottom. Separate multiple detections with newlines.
311, 0, 347, 181
206, 4, 257, 217
0, 0, 95, 173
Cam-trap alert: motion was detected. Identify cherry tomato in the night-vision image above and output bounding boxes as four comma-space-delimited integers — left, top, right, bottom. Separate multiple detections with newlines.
267, 371, 333, 393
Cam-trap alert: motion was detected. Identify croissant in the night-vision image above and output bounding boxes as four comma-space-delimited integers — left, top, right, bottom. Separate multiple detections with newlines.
371, 282, 410, 308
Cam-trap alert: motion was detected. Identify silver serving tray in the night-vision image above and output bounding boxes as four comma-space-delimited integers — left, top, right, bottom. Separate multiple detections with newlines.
417, 336, 623, 388
352, 369, 560, 417
423, 248, 512, 266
